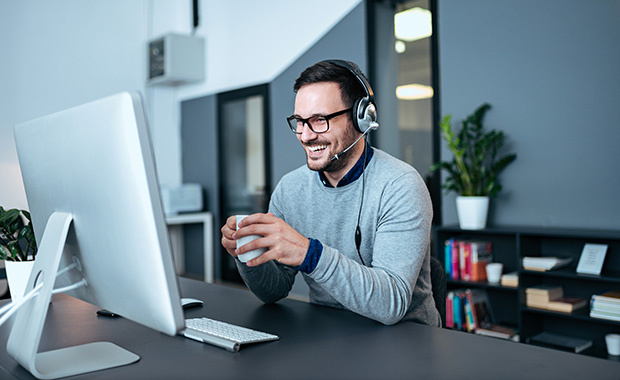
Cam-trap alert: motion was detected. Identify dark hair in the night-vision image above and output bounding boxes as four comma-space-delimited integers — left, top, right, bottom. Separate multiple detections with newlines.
293, 61, 367, 109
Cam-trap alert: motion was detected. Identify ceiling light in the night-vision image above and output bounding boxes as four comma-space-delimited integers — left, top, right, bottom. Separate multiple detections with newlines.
395, 40, 406, 54
394, 7, 432, 42
396, 84, 434, 100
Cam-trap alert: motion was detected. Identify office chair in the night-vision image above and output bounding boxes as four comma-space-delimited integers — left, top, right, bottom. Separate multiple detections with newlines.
430, 256, 447, 327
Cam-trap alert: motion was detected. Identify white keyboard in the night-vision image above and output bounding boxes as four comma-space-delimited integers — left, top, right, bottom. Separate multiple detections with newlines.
182, 317, 279, 352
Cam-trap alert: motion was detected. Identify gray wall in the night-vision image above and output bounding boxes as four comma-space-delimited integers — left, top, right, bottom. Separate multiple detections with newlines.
181, 95, 219, 279
438, 0, 620, 230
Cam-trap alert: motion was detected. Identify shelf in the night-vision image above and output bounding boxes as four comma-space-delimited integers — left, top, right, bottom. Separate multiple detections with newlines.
434, 225, 620, 361
521, 307, 620, 326
447, 279, 518, 292
521, 268, 620, 283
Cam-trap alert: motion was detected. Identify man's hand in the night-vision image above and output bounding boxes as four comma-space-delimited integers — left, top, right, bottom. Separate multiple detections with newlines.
220, 213, 309, 267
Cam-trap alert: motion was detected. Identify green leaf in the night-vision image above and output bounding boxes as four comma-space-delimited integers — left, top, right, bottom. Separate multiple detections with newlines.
430, 103, 516, 198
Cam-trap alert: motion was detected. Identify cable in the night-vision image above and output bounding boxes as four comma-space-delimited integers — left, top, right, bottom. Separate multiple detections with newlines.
355, 142, 369, 266
0, 261, 86, 327
0, 279, 87, 328
0, 282, 44, 327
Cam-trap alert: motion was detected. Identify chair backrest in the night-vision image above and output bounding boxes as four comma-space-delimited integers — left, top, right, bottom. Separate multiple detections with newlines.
429, 256, 447, 327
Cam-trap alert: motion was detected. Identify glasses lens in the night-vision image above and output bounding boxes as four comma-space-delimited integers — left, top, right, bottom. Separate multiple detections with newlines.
287, 117, 299, 133
309, 116, 328, 133
287, 115, 331, 134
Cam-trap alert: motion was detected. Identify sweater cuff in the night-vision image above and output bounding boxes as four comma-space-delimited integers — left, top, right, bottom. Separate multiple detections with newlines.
297, 238, 323, 274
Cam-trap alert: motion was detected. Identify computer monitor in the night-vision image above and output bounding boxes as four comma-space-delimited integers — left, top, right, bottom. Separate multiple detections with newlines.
9, 92, 184, 379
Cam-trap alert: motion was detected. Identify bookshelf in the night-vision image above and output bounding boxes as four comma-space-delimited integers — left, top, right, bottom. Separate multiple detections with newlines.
434, 225, 620, 360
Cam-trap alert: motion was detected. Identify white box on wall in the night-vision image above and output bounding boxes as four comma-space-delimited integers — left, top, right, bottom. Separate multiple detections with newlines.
148, 33, 205, 86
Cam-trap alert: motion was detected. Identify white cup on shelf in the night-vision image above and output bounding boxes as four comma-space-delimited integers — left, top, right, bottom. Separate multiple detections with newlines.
486, 263, 503, 283
605, 333, 620, 356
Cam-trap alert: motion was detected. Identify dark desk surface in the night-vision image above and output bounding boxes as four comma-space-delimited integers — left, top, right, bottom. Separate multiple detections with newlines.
1, 277, 620, 379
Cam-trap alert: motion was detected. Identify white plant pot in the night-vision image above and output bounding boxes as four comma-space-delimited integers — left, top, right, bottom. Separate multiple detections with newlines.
456, 196, 489, 230
5, 260, 35, 303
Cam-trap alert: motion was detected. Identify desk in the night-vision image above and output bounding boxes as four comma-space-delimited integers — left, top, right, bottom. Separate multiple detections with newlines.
1, 278, 620, 379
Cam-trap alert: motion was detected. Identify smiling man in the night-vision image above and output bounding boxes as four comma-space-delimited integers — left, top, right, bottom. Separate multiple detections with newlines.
221, 60, 440, 326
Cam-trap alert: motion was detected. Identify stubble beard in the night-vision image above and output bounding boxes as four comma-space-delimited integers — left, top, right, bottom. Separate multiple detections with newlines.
304, 126, 360, 173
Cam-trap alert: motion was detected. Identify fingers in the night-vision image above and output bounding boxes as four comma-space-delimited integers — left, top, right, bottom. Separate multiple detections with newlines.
221, 215, 238, 256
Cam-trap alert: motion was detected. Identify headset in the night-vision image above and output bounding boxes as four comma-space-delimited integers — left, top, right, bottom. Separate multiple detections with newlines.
322, 59, 379, 134
321, 59, 379, 266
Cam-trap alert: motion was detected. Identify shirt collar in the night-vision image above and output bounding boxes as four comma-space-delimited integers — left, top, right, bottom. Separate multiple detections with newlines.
319, 142, 374, 188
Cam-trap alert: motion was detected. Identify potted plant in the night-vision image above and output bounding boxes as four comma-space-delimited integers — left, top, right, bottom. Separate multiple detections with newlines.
431, 103, 517, 229
0, 207, 37, 301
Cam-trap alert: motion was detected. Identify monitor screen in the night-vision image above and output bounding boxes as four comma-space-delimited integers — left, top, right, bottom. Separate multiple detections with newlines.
9, 92, 184, 378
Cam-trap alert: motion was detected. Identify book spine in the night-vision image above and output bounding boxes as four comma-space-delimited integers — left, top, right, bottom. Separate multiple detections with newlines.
464, 296, 474, 332
451, 239, 459, 280
446, 292, 454, 328
459, 241, 469, 281
590, 310, 620, 321
453, 292, 461, 330
444, 239, 453, 277
465, 289, 478, 331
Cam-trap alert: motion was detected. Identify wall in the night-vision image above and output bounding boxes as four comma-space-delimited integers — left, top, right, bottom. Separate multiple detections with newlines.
0, 0, 361, 210
437, 0, 620, 230
0, 1, 148, 210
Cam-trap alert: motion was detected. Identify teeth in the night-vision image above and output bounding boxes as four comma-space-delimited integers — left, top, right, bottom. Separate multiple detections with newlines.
309, 145, 327, 152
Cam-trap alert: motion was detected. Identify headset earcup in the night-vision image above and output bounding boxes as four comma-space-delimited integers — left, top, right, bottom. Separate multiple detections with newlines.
355, 97, 377, 134
352, 97, 364, 133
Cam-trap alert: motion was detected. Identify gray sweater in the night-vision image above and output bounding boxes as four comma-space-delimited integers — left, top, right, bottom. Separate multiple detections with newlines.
236, 149, 440, 326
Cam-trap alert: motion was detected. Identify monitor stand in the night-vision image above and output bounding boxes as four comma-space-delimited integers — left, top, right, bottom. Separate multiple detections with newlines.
6, 212, 139, 379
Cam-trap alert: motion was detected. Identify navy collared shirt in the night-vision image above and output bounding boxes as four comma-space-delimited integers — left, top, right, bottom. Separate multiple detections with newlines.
318, 141, 374, 188
297, 142, 374, 274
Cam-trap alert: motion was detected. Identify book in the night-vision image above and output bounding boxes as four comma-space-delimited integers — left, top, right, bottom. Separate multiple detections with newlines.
465, 289, 494, 331
592, 290, 620, 304
528, 331, 593, 354
475, 324, 519, 341
522, 256, 572, 271
500, 271, 518, 287
448, 289, 496, 333
526, 285, 563, 309
459, 240, 470, 281
470, 240, 493, 282
526, 284, 563, 298
445, 292, 454, 328
450, 239, 459, 280
526, 294, 552, 309
590, 298, 620, 314
452, 291, 462, 330
444, 238, 494, 282
444, 239, 454, 278
590, 310, 620, 321
547, 297, 587, 313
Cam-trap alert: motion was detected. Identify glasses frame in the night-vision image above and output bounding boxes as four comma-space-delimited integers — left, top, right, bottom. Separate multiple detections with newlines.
286, 108, 352, 134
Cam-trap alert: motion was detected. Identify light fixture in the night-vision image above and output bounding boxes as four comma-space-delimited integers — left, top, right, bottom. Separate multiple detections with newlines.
394, 7, 432, 42
395, 40, 406, 54
396, 84, 434, 100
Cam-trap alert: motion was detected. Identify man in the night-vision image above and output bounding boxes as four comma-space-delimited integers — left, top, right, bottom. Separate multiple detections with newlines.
221, 60, 439, 326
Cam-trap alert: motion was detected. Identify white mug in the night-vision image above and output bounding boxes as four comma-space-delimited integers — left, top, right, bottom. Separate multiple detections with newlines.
486, 263, 503, 283
605, 333, 620, 356
235, 215, 267, 263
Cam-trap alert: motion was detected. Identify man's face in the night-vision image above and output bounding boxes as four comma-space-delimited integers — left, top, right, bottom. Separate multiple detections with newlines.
294, 82, 359, 173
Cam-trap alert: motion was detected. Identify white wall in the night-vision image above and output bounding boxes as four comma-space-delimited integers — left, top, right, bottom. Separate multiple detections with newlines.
0, 0, 360, 210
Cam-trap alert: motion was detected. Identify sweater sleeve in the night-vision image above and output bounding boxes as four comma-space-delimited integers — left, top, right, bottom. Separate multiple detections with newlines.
307, 172, 434, 325
235, 182, 298, 303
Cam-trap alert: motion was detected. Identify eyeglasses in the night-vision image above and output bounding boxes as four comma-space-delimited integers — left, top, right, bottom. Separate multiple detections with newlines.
286, 108, 351, 134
